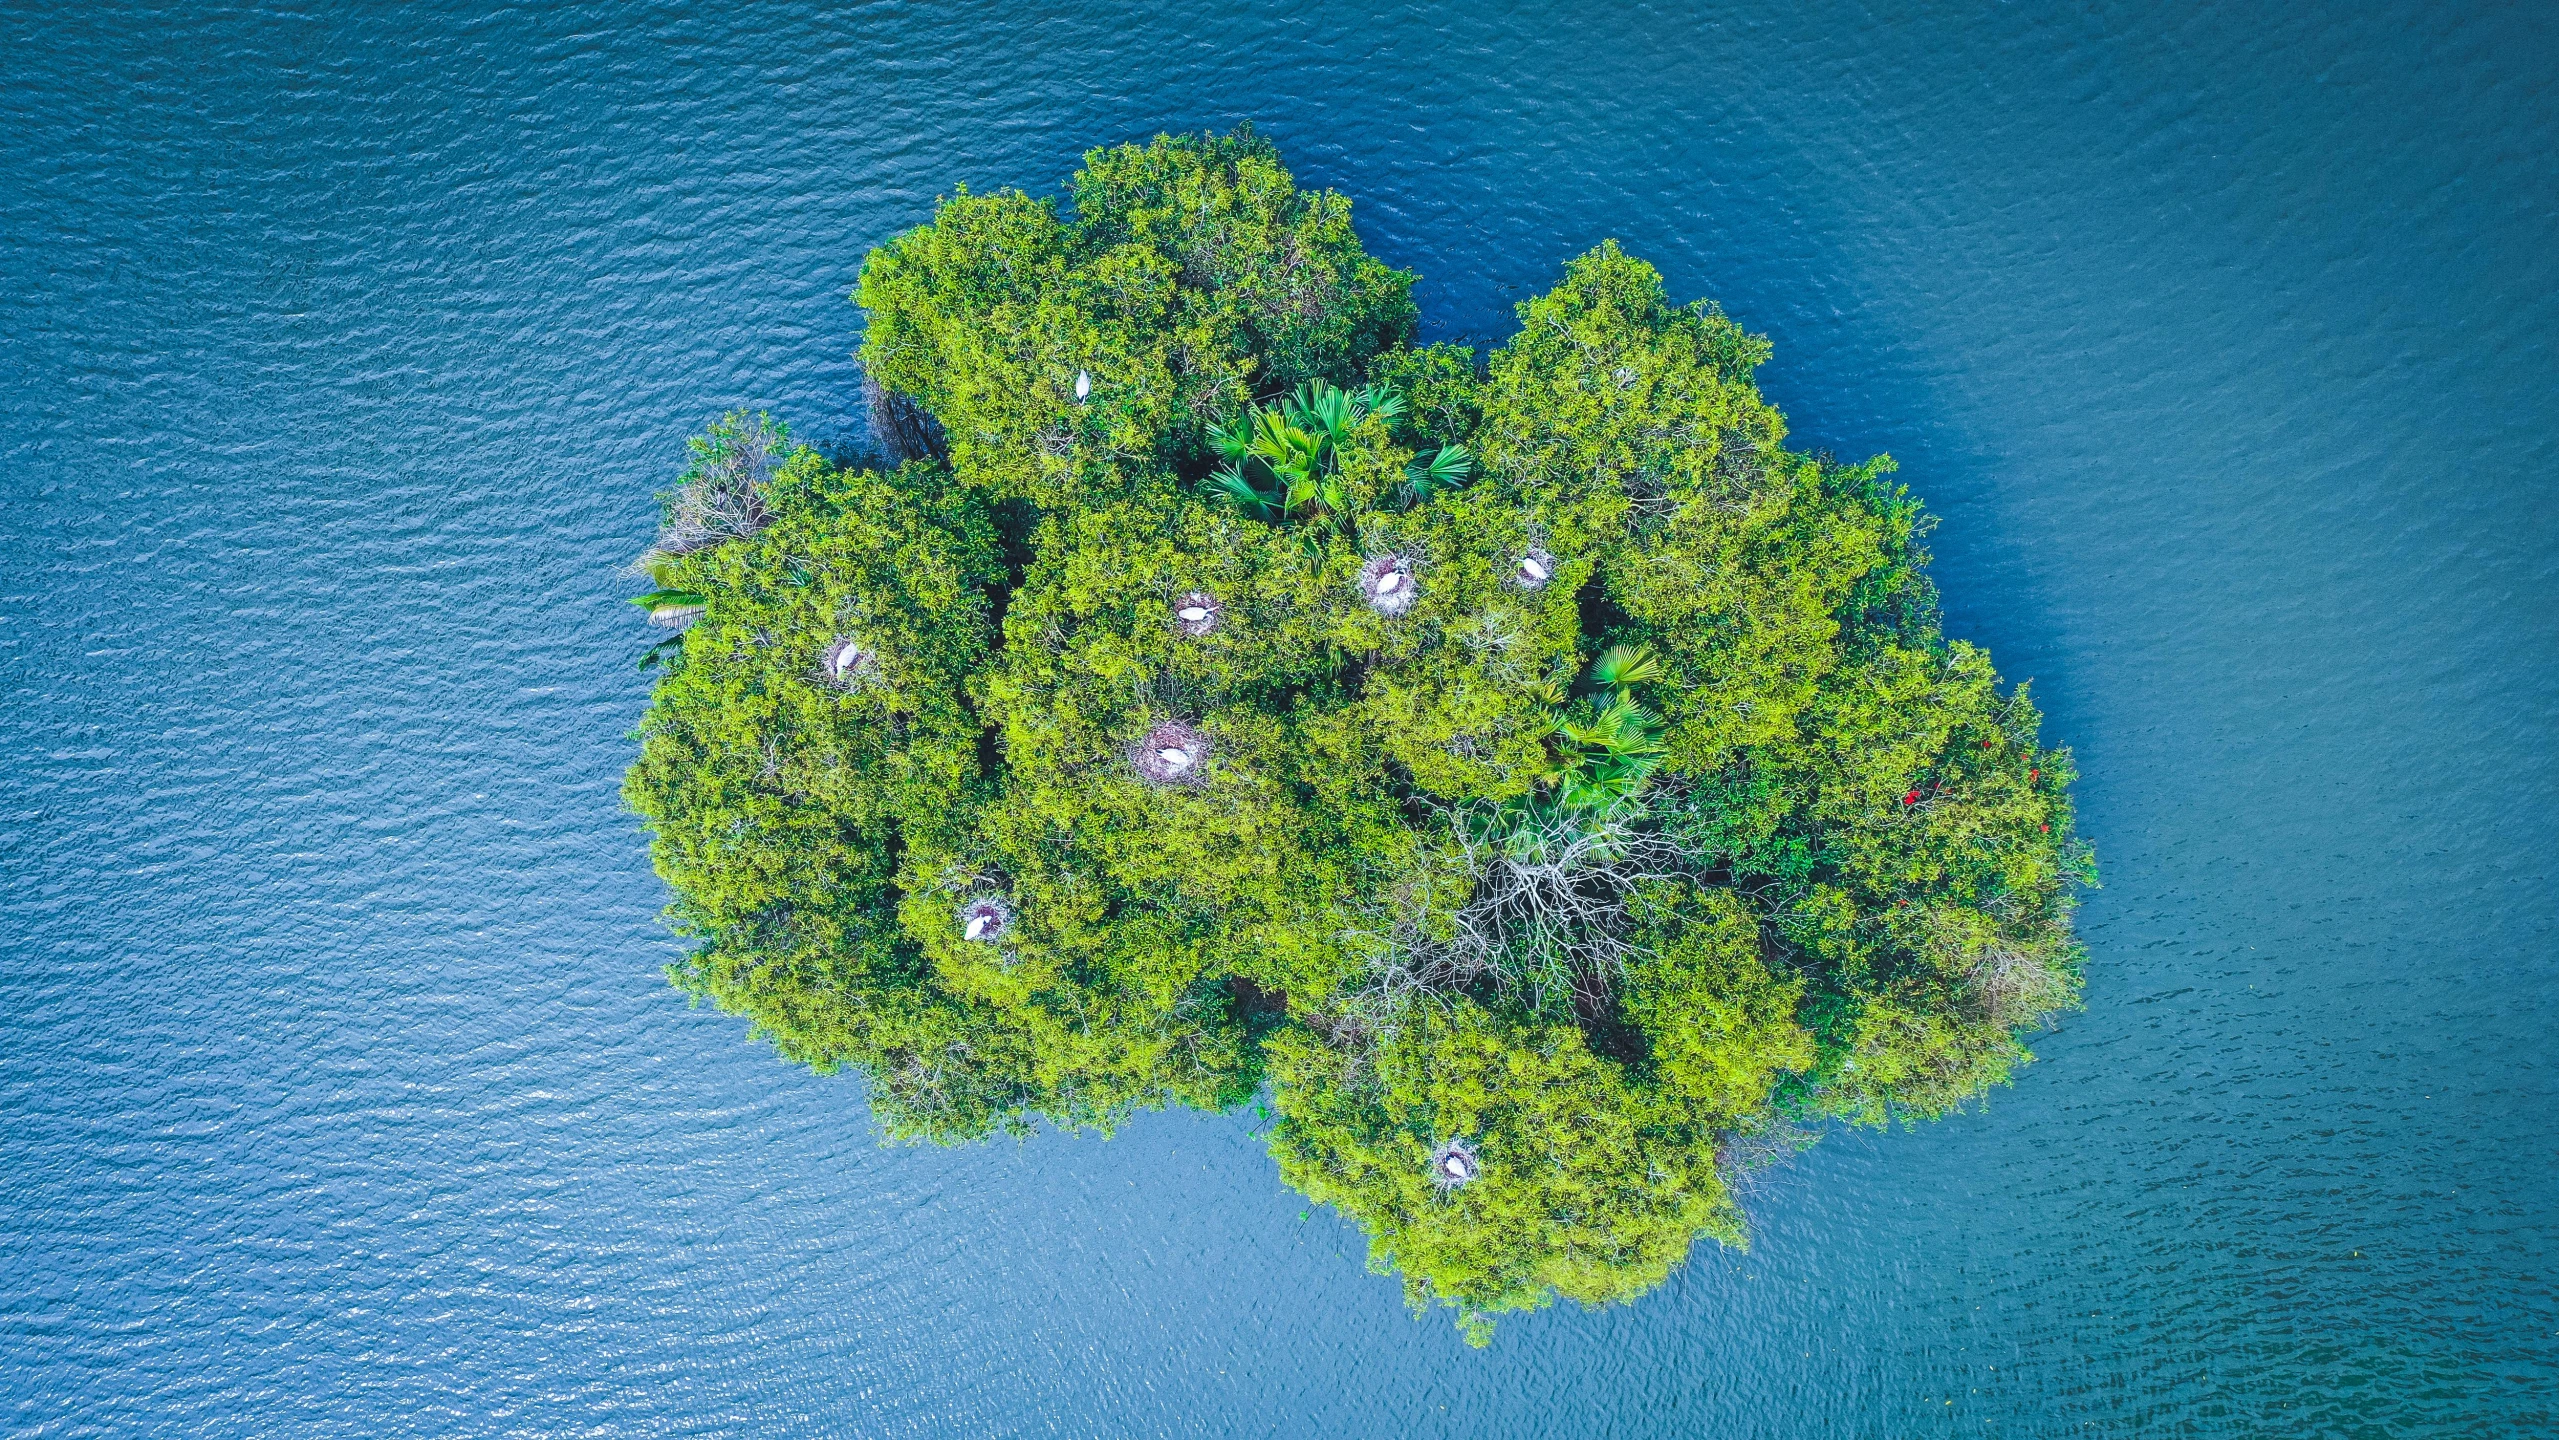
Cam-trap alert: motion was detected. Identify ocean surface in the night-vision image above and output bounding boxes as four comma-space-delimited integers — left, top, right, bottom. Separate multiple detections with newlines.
4, 3, 2554, 1435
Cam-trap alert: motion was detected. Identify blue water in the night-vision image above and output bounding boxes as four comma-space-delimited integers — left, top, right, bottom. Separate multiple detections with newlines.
5, 3, 2554, 1435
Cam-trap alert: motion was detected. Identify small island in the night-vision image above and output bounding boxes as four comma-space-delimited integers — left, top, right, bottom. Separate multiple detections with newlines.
625, 129, 2092, 1343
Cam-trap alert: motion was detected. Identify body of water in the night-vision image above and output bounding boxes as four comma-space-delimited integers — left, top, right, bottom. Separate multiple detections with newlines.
4, 3, 2554, 1435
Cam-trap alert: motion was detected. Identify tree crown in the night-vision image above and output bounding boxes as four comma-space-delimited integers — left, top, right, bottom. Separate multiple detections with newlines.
626, 130, 2093, 1342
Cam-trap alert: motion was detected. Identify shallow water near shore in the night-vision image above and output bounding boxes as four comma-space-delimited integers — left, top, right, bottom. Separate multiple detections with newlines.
4, 3, 2555, 1435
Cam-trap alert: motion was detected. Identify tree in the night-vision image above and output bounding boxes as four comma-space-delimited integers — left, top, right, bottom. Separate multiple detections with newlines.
625, 129, 2093, 1341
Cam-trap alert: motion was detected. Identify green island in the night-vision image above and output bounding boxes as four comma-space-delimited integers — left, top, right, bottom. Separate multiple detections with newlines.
625, 129, 2093, 1343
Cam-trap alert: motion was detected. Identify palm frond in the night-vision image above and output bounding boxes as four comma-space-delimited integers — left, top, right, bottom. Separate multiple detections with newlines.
1537, 685, 1669, 811
627, 589, 707, 610
1282, 470, 1324, 515
1590, 642, 1663, 691
1404, 444, 1475, 502
1588, 691, 1666, 755
1290, 380, 1353, 442
1207, 413, 1255, 462
1204, 379, 1410, 528
1206, 463, 1280, 520
1354, 384, 1407, 425
1249, 409, 1323, 481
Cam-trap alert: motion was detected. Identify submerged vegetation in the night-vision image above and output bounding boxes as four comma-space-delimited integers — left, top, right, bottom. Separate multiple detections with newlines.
624, 129, 2093, 1343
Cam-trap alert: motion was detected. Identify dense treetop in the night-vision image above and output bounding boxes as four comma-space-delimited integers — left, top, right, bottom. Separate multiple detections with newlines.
625, 129, 2092, 1343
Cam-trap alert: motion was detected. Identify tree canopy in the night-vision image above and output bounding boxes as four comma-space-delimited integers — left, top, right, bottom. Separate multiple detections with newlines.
624, 128, 2093, 1344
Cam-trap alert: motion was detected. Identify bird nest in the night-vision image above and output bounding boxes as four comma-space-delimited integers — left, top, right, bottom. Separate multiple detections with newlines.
1172, 589, 1223, 637
1428, 1137, 1481, 1192
957, 893, 1014, 945
1509, 547, 1557, 592
819, 635, 880, 689
1131, 719, 1211, 786
1358, 554, 1419, 616
649, 413, 779, 559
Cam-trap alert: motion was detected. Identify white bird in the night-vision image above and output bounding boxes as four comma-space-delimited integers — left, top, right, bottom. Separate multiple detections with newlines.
1519, 555, 1550, 583
1158, 747, 1192, 769
1375, 571, 1404, 595
1178, 605, 1209, 622
964, 915, 991, 941
1074, 370, 1092, 401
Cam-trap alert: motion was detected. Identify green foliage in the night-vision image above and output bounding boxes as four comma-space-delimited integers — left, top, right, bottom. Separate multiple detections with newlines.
625, 132, 2093, 1341
1203, 378, 1408, 529
1266, 992, 1743, 1345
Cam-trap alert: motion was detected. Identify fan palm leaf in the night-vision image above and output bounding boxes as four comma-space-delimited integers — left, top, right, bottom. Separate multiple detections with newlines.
1589, 642, 1663, 691
1206, 463, 1281, 520
1404, 444, 1475, 503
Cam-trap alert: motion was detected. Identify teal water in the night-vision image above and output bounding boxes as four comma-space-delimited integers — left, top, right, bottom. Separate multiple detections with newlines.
5, 3, 2554, 1435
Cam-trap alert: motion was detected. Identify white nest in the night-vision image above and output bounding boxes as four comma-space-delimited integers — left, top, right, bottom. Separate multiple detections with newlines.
1359, 555, 1419, 616
959, 895, 1014, 945
1428, 1137, 1481, 1191
1511, 548, 1557, 591
1132, 720, 1211, 786
1173, 589, 1222, 637
821, 636, 878, 688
